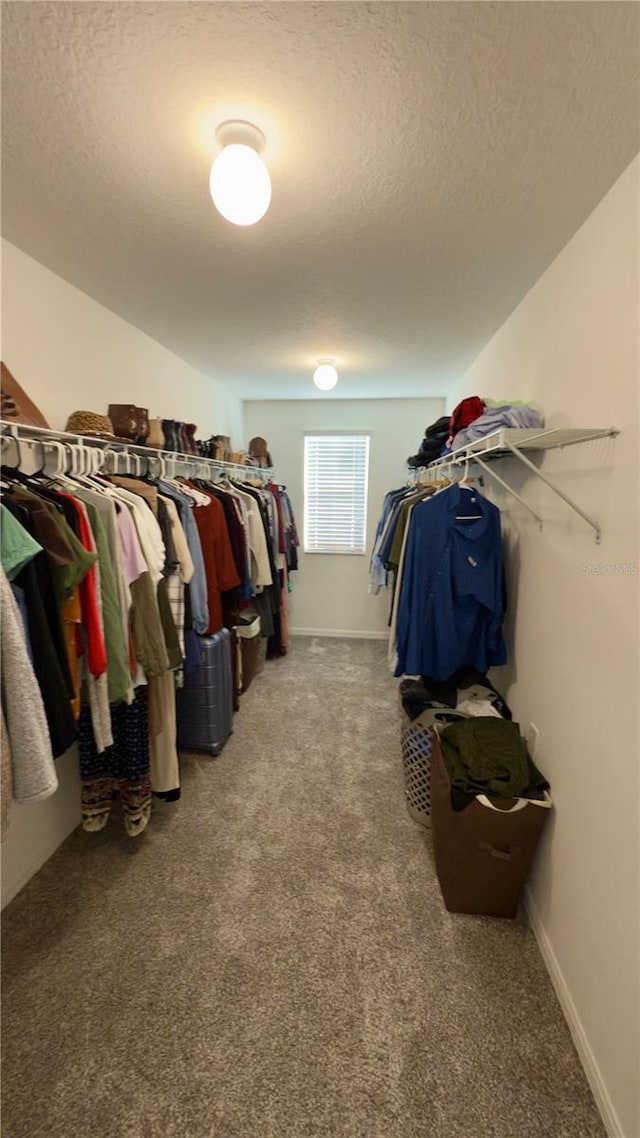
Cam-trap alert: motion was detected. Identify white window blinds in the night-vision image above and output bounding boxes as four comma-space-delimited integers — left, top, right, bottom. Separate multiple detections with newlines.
304, 434, 370, 555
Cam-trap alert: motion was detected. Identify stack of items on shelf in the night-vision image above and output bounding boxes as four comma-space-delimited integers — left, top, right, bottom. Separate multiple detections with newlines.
198, 435, 256, 466
0, 430, 299, 840
197, 435, 274, 469
406, 415, 450, 469
407, 396, 544, 468
64, 409, 256, 465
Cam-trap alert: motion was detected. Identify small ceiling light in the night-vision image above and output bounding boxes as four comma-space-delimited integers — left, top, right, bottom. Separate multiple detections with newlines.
313, 359, 339, 391
209, 120, 271, 227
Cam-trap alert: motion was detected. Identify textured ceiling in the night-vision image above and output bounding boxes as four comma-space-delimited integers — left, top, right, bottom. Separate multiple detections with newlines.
2, 2, 638, 400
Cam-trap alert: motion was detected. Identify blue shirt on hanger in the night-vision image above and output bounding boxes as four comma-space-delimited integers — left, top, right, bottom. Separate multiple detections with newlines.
158, 481, 209, 636
394, 484, 506, 680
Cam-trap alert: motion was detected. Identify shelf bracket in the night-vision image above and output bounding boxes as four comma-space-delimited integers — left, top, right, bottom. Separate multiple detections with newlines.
470, 454, 544, 531
502, 439, 602, 543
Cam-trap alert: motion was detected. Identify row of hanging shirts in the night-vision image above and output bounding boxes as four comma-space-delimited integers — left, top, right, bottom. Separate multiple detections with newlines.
370, 464, 507, 682
0, 426, 299, 839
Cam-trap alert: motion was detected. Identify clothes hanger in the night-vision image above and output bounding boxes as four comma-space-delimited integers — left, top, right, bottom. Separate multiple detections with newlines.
41, 439, 71, 480
0, 433, 21, 472
57, 440, 102, 489
85, 445, 116, 488
3, 435, 48, 480
454, 457, 483, 520
458, 456, 472, 486
168, 466, 210, 505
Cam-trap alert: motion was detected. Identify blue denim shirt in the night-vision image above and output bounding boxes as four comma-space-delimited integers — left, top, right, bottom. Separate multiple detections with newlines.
395, 484, 506, 680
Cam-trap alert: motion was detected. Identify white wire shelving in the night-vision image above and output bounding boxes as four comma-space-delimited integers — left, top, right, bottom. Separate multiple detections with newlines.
424, 426, 620, 543
0, 420, 273, 482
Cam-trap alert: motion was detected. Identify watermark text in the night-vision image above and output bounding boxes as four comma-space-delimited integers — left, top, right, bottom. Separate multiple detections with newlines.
582, 562, 638, 575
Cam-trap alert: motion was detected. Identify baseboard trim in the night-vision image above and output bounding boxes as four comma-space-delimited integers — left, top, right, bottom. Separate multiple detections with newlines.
290, 627, 388, 640
524, 886, 623, 1138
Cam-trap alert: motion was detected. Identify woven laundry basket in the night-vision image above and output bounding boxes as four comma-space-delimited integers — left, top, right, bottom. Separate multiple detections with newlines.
400, 705, 468, 828
400, 708, 434, 827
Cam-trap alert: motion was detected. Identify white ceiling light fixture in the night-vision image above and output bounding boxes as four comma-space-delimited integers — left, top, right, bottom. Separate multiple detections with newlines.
209, 120, 271, 227
313, 358, 339, 391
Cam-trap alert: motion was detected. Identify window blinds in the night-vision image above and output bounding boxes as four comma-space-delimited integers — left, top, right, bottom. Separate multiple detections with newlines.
304, 434, 370, 554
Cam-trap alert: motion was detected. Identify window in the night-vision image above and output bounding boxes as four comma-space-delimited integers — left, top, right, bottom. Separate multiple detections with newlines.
304, 434, 370, 555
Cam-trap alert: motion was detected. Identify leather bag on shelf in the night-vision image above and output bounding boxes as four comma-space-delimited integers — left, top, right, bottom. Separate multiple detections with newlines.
108, 404, 149, 445
248, 436, 273, 468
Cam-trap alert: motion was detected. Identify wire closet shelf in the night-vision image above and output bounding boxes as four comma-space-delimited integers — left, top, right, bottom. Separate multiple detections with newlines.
416, 426, 620, 544
0, 420, 274, 482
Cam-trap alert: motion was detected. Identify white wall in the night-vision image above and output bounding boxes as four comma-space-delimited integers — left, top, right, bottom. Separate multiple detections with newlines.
446, 157, 639, 1138
0, 241, 243, 443
0, 240, 243, 908
243, 398, 444, 636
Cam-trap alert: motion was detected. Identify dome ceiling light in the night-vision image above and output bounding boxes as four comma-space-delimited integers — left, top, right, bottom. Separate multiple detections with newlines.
313, 359, 339, 391
209, 120, 271, 227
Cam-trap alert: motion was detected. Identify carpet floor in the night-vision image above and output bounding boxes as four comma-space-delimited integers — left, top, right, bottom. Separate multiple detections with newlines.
1, 636, 605, 1138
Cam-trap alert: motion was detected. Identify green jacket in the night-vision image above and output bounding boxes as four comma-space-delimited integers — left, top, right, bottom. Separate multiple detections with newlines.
440, 717, 549, 811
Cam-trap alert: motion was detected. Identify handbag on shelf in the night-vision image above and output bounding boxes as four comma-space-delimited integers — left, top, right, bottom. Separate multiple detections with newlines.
108, 404, 149, 445
248, 436, 273, 468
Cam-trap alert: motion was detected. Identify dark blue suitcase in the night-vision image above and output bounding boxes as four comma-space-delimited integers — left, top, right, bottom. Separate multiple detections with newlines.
176, 629, 233, 755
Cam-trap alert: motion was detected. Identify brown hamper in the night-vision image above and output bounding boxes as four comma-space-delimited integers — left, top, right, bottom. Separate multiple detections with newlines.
430, 734, 551, 919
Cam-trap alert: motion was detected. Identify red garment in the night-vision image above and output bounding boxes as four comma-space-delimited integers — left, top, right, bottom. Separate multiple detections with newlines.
56, 493, 108, 679
448, 396, 485, 444
189, 489, 241, 635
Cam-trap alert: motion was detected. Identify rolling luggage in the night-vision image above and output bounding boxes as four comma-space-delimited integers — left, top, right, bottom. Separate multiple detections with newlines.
176, 629, 233, 755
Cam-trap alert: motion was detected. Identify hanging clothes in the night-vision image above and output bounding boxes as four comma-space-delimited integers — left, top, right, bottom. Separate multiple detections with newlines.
2, 494, 79, 757
370, 482, 445, 672
395, 484, 506, 680
158, 479, 209, 635
77, 690, 151, 835
185, 482, 241, 634
0, 502, 42, 580
1, 436, 299, 839
1, 566, 58, 835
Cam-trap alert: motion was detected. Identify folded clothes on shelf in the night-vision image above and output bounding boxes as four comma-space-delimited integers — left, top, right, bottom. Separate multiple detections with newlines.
450, 404, 544, 452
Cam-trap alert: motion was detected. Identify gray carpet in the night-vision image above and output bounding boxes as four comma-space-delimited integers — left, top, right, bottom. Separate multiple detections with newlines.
1, 637, 605, 1138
